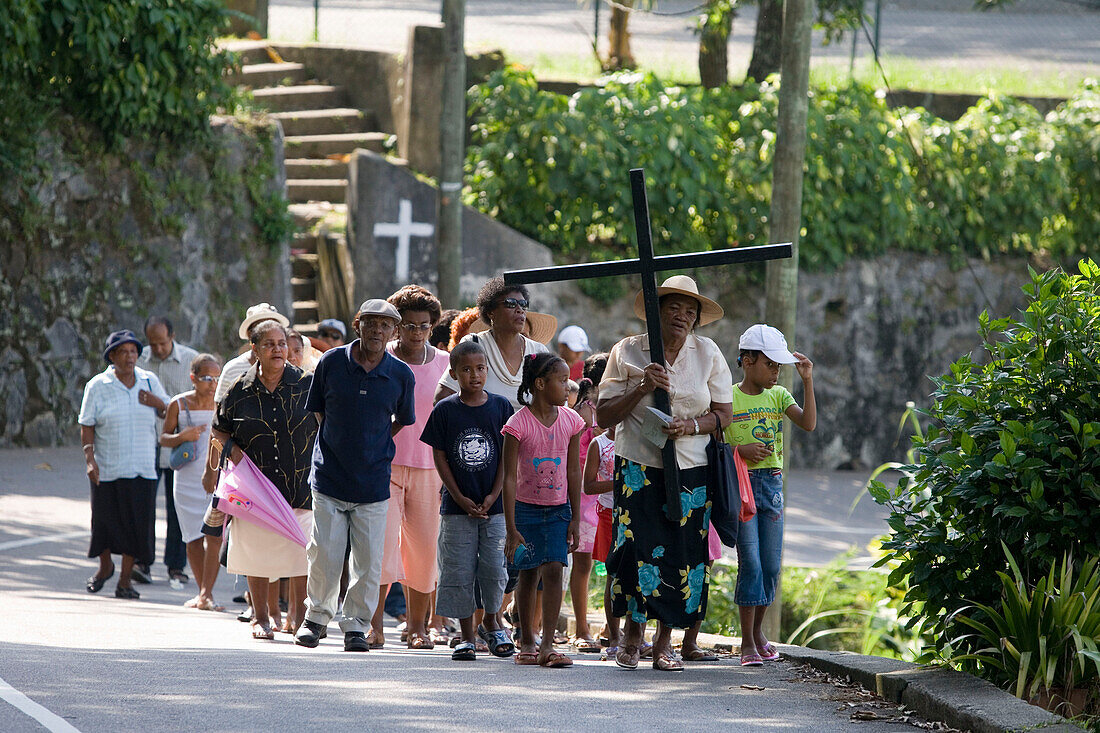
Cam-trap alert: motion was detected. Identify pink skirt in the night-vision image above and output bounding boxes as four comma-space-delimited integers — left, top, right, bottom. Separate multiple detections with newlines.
380, 465, 442, 592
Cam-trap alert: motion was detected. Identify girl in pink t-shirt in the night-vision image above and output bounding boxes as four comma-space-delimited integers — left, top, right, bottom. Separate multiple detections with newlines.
502, 353, 584, 667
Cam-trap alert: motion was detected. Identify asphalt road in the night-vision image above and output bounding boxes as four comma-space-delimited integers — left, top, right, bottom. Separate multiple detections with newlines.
266, 0, 1100, 76
0, 446, 902, 732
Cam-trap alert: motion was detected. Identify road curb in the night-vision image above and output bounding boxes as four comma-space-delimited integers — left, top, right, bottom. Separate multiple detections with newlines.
778, 645, 1081, 732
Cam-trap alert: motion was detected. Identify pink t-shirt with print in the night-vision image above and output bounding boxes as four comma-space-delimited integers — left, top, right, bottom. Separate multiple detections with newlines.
502, 405, 586, 506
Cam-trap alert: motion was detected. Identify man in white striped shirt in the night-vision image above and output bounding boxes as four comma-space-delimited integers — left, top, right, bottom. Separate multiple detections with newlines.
138, 316, 199, 585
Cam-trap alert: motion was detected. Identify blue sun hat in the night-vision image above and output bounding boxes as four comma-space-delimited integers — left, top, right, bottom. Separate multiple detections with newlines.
103, 330, 143, 363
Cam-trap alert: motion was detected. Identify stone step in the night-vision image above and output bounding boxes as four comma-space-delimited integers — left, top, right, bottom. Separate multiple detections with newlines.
288, 202, 346, 230
286, 179, 347, 204
294, 322, 320, 336
291, 276, 316, 301
271, 108, 372, 137
291, 231, 320, 255
219, 39, 274, 67
291, 253, 319, 279
283, 132, 387, 158
293, 299, 320, 323
229, 62, 307, 89
251, 85, 344, 113
284, 158, 349, 180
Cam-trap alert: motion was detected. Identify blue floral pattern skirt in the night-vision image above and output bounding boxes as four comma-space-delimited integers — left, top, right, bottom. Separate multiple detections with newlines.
606, 457, 712, 629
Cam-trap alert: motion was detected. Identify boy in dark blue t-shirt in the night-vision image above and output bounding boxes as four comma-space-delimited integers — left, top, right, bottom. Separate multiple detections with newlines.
420, 340, 514, 660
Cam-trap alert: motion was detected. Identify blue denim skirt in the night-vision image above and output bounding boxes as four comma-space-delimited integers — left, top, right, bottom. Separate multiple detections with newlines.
512, 501, 571, 570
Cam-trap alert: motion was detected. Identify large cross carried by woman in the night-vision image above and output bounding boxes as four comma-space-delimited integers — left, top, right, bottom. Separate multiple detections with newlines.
504, 168, 791, 522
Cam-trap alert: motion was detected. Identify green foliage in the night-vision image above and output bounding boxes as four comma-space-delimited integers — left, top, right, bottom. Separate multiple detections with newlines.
871, 261, 1100, 659
0, 0, 234, 168
948, 545, 1100, 712
465, 69, 1098, 281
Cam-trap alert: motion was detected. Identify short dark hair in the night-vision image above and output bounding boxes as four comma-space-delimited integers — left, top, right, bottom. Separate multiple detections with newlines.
737, 349, 762, 368
449, 339, 486, 370
248, 320, 287, 344
431, 309, 461, 350
387, 284, 442, 325
190, 353, 221, 374
144, 315, 174, 336
517, 352, 566, 406
477, 277, 530, 324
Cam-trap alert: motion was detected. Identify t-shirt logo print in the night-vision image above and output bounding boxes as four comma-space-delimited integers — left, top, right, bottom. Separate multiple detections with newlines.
532, 457, 561, 496
751, 418, 776, 450
455, 428, 493, 470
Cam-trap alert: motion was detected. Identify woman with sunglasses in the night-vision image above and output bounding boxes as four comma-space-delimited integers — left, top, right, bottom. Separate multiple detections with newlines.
160, 353, 224, 610
366, 285, 452, 649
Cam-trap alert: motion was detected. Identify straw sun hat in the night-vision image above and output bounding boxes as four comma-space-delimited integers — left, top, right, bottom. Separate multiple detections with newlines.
470, 311, 559, 345
632, 275, 724, 327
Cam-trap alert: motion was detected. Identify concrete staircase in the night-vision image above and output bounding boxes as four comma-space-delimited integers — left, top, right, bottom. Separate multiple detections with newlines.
225, 41, 388, 333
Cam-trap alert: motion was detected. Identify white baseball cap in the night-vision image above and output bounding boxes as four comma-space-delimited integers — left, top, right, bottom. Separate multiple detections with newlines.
738, 324, 797, 364
558, 325, 590, 353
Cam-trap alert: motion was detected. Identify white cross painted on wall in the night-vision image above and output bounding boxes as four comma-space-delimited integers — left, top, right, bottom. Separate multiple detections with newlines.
373, 199, 435, 283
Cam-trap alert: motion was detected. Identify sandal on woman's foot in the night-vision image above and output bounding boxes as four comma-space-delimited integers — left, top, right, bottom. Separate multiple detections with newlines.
429, 628, 450, 646
513, 651, 539, 665
183, 595, 203, 609
114, 586, 140, 600
639, 641, 654, 659
250, 621, 274, 640
478, 626, 515, 657
86, 563, 115, 593
366, 631, 385, 649
652, 650, 684, 671
740, 653, 763, 667
540, 651, 573, 668
615, 644, 640, 670
407, 633, 435, 650
474, 638, 489, 653
760, 643, 780, 661
451, 641, 477, 661
682, 646, 719, 662
572, 636, 602, 653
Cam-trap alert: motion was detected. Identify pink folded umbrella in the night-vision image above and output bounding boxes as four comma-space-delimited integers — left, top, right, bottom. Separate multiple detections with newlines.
214, 452, 309, 547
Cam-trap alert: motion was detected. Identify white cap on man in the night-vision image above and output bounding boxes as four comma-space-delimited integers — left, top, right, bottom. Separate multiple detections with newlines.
558, 325, 590, 353
738, 324, 798, 364
357, 299, 402, 323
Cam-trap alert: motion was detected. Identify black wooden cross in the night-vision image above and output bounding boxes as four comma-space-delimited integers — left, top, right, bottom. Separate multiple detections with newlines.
504, 168, 792, 522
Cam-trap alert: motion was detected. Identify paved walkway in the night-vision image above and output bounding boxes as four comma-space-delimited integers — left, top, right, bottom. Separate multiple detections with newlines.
0, 447, 916, 731
268, 0, 1099, 76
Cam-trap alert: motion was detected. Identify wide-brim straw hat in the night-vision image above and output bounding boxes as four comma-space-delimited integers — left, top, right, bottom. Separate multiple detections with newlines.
633, 275, 724, 327
470, 311, 559, 345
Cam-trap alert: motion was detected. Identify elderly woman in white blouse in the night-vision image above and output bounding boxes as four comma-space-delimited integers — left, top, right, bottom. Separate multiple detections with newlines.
79, 330, 169, 599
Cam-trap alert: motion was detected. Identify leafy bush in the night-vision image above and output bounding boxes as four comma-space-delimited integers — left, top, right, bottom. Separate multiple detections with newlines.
0, 0, 234, 165
870, 260, 1100, 658
949, 544, 1100, 710
465, 69, 1098, 276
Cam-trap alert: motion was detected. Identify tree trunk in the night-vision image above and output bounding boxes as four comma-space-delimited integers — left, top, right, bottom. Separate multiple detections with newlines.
698, 2, 734, 89
746, 0, 783, 82
438, 0, 465, 308
606, 1, 636, 70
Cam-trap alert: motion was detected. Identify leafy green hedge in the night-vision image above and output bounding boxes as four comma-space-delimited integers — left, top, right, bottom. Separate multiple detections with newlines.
465, 69, 1098, 271
0, 0, 233, 166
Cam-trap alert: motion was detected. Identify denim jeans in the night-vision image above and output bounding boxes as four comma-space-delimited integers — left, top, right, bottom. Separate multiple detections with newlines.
734, 468, 784, 607
436, 514, 507, 619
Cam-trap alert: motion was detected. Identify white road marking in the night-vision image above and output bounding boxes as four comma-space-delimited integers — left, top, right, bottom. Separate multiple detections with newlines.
0, 676, 81, 733
0, 531, 85, 552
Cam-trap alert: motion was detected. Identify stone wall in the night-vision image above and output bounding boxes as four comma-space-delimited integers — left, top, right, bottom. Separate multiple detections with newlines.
0, 116, 291, 447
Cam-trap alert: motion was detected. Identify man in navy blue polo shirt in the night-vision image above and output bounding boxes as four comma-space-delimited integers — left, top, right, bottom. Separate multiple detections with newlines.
296, 299, 415, 652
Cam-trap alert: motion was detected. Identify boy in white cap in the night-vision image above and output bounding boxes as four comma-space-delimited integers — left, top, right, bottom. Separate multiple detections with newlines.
725, 324, 816, 667
557, 325, 590, 381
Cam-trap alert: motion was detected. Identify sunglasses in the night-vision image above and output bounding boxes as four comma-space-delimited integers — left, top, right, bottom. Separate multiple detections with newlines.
399, 323, 432, 332
194, 375, 218, 383
499, 298, 529, 311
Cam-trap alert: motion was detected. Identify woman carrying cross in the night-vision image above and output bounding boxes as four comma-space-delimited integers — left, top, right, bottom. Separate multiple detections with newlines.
595, 275, 733, 671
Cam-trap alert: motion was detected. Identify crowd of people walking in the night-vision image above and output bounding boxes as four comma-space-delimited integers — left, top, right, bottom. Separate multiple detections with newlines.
79, 274, 816, 669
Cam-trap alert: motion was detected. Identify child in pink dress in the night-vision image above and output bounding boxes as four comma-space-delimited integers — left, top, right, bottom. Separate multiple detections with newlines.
503, 353, 585, 668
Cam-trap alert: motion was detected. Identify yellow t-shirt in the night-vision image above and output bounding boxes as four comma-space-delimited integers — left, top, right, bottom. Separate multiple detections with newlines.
724, 383, 796, 470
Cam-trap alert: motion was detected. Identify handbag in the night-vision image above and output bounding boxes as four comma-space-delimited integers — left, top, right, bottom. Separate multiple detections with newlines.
168, 398, 199, 469
706, 426, 757, 548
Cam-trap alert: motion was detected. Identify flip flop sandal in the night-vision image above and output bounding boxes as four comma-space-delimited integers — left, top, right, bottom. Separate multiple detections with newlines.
366, 632, 386, 649
238, 607, 254, 623
740, 653, 764, 667
639, 641, 654, 659
250, 621, 274, 640
652, 651, 685, 671
86, 563, 115, 593
478, 626, 515, 658
572, 637, 602, 653
682, 647, 719, 662
451, 641, 477, 661
408, 633, 435, 650
540, 651, 573, 668
474, 638, 489, 653
615, 644, 640, 670
514, 651, 539, 665
760, 643, 781, 661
